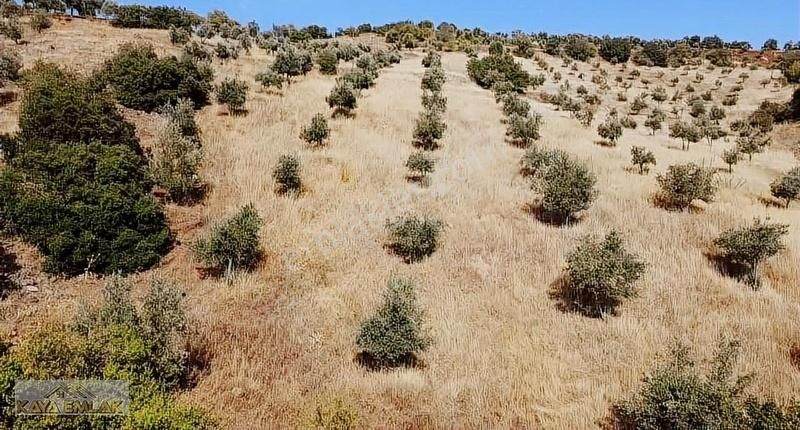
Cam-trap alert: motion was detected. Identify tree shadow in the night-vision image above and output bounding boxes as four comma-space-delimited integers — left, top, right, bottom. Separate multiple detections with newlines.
704, 250, 750, 284
354, 351, 425, 371
332, 108, 355, 119
405, 175, 431, 187
547, 274, 609, 319
504, 137, 533, 149
595, 139, 617, 148
758, 195, 787, 209
522, 203, 584, 227
0, 90, 16, 107
0, 245, 20, 298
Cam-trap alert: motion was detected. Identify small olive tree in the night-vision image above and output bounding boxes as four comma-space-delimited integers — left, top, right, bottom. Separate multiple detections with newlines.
300, 113, 330, 147
193, 204, 262, 276
327, 79, 358, 116
597, 115, 623, 146
564, 231, 646, 317
316, 49, 339, 75
505, 113, 542, 147
656, 163, 717, 210
412, 110, 446, 150
770, 166, 800, 208
713, 219, 789, 289
405, 151, 435, 181
255, 70, 284, 91
216, 77, 249, 114
721, 148, 740, 173
356, 278, 431, 368
272, 154, 302, 195
385, 213, 444, 263
630, 146, 656, 174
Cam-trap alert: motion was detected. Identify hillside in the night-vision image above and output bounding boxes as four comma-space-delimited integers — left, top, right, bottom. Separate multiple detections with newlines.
0, 16, 799, 429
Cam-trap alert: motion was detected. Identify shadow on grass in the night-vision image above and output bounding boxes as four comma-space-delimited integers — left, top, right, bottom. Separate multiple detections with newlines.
758, 195, 787, 209
405, 175, 431, 187
547, 274, 610, 319
522, 203, 584, 227
703, 250, 750, 284
332, 108, 356, 119
354, 352, 425, 371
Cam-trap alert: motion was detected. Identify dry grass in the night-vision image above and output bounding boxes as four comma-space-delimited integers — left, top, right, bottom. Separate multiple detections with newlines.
1, 19, 799, 429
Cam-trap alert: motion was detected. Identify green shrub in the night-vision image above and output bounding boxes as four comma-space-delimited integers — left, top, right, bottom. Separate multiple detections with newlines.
714, 219, 789, 289
644, 109, 665, 134
0, 49, 21, 87
629, 95, 649, 115
412, 110, 446, 150
421, 66, 446, 92
722, 148, 740, 173
110, 5, 202, 30
271, 46, 312, 84
467, 53, 530, 92
631, 146, 656, 174
522, 149, 598, 223
182, 41, 212, 62
385, 214, 444, 263
564, 37, 596, 62
326, 79, 357, 115
505, 113, 542, 147
169, 25, 191, 45
272, 154, 302, 194
316, 49, 339, 75
102, 43, 214, 113
656, 163, 716, 210
770, 167, 800, 208
421, 51, 441, 68
193, 204, 262, 274
342, 67, 376, 89
563, 231, 646, 317
501, 94, 530, 118
150, 119, 204, 204
29, 9, 52, 33
421, 90, 447, 114
689, 99, 707, 118
216, 77, 248, 113
598, 37, 632, 64
300, 113, 330, 147
0, 63, 171, 276
405, 151, 435, 179
255, 70, 284, 90
612, 339, 800, 429
356, 278, 431, 368
597, 116, 623, 145
160, 97, 200, 141
310, 398, 359, 430
669, 121, 702, 150
0, 17, 22, 44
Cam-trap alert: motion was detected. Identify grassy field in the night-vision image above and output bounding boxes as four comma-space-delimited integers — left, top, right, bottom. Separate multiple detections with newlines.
1, 18, 799, 429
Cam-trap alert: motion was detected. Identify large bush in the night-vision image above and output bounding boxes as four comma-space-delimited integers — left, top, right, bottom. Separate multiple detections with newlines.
564, 231, 646, 317
356, 278, 431, 368
0, 276, 214, 428
713, 219, 788, 289
102, 43, 213, 112
272, 46, 313, 84
612, 340, 800, 429
0, 64, 171, 276
193, 204, 262, 275
385, 213, 444, 263
656, 163, 716, 210
467, 53, 530, 92
316, 49, 339, 75
564, 37, 597, 62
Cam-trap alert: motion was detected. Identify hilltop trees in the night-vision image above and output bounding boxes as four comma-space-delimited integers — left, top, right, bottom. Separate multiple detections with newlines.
0, 63, 171, 276
599, 37, 633, 64
467, 49, 531, 92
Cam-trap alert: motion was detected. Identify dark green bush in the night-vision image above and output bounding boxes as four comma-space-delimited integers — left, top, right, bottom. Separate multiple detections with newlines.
0, 48, 21, 86
563, 231, 646, 317
255, 70, 284, 91
0, 63, 172, 276
169, 25, 191, 45
597, 116, 623, 145
316, 49, 339, 75
656, 163, 716, 210
599, 37, 633, 64
327, 79, 357, 115
501, 94, 530, 118
530, 154, 598, 224
405, 151, 435, 179
300, 113, 330, 147
421, 66, 446, 92
385, 213, 444, 263
612, 339, 800, 430
467, 53, 530, 92
714, 219, 789, 289
342, 67, 377, 89
421, 90, 447, 114
110, 5, 202, 30
631, 146, 656, 174
412, 110, 446, 150
216, 77, 248, 113
421, 51, 441, 68
272, 154, 302, 194
193, 204, 262, 274
356, 278, 431, 368
564, 37, 597, 62
102, 43, 213, 113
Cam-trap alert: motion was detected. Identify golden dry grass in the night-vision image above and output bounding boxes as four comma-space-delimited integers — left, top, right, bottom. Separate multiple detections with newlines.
1, 19, 799, 429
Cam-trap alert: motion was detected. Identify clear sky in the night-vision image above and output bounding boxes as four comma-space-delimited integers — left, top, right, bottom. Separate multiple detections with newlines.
128, 0, 800, 46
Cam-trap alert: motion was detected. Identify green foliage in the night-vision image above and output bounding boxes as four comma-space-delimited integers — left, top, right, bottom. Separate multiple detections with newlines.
149, 117, 204, 204
255, 70, 284, 90
216, 77, 248, 113
421, 51, 441, 68
421, 90, 447, 114
636, 41, 669, 67
0, 48, 21, 87
599, 37, 633, 64
631, 146, 656, 174
326, 79, 357, 115
656, 163, 716, 210
0, 63, 171, 276
310, 398, 359, 430
110, 5, 202, 30
0, 17, 22, 44
385, 214, 444, 263
564, 231, 646, 317
342, 66, 376, 89
770, 167, 800, 208
193, 204, 262, 274
272, 153, 302, 194
271, 46, 312, 84
564, 37, 597, 62
597, 115, 623, 145
421, 66, 446, 92
316, 49, 339, 75
613, 339, 800, 430
706, 48, 733, 67
102, 43, 214, 113
29, 9, 52, 33
651, 86, 668, 104
300, 113, 330, 147
356, 278, 431, 368
160, 97, 200, 141
169, 25, 191, 45
722, 148, 740, 173
412, 110, 446, 150
714, 219, 789, 289
669, 121, 702, 150
405, 151, 435, 179
505, 112, 542, 147
467, 52, 530, 92
522, 148, 598, 223
645, 109, 666, 134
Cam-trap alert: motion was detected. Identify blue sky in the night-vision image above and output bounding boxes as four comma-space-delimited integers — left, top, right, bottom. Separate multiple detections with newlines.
128, 0, 800, 46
